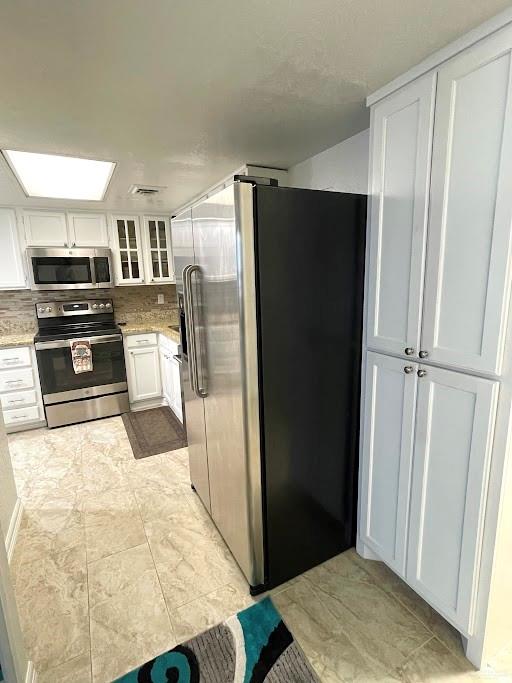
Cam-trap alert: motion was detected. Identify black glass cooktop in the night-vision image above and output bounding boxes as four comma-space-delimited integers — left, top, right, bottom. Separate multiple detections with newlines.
34, 321, 122, 343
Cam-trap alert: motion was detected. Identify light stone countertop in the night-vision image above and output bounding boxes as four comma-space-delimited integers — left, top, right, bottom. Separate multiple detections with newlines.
119, 321, 180, 345
0, 331, 36, 349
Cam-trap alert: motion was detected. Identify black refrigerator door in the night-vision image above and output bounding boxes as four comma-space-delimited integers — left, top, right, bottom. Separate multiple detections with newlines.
254, 185, 366, 588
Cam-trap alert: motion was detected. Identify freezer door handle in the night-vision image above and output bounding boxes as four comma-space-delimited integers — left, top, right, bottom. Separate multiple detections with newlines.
182, 264, 197, 394
183, 264, 207, 398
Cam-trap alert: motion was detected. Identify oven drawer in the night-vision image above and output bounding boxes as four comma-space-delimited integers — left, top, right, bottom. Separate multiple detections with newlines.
126, 333, 158, 348
0, 347, 32, 370
0, 389, 38, 410
3, 405, 40, 426
0, 368, 35, 393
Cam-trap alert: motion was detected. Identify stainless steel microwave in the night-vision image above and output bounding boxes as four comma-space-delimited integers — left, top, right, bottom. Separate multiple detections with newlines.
27, 247, 114, 290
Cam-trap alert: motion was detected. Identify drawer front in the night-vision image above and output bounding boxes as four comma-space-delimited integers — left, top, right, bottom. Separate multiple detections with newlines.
3, 405, 40, 426
126, 333, 158, 348
0, 347, 32, 370
0, 389, 37, 410
0, 368, 35, 393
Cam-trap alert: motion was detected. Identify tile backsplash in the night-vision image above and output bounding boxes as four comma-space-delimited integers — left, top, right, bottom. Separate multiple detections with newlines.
0, 284, 178, 335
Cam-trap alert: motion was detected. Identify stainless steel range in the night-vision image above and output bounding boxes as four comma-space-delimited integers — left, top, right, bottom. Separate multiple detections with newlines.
34, 299, 129, 428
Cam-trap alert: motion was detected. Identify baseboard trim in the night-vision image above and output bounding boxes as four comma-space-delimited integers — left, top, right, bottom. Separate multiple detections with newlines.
355, 536, 380, 561
25, 660, 37, 683
6, 498, 24, 564
6, 419, 46, 434
129, 398, 166, 412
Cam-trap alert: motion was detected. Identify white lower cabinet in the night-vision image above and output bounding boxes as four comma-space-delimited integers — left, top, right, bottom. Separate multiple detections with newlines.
0, 389, 37, 410
159, 338, 183, 421
3, 405, 40, 427
407, 365, 498, 634
125, 333, 182, 419
0, 346, 44, 432
0, 367, 34, 393
169, 355, 182, 421
360, 351, 498, 634
160, 347, 172, 404
360, 352, 417, 576
126, 345, 162, 402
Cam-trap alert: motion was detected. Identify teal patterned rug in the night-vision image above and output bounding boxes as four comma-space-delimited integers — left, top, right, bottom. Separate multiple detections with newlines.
114, 597, 318, 682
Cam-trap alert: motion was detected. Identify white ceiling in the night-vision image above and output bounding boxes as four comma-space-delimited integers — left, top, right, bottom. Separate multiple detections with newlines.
0, 0, 509, 213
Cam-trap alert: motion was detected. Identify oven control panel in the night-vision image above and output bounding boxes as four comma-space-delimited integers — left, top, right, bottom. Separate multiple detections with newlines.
36, 299, 114, 318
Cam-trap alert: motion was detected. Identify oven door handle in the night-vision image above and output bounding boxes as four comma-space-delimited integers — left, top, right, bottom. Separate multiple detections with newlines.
35, 334, 123, 350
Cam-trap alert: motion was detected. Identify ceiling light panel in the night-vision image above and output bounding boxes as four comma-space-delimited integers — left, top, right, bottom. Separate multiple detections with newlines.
2, 150, 116, 201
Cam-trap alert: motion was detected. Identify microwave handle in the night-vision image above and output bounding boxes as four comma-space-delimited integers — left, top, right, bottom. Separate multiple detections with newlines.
90, 256, 97, 286
92, 255, 114, 289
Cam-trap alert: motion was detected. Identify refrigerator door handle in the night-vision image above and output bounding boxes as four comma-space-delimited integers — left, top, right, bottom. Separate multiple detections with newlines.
182, 264, 198, 395
183, 264, 208, 398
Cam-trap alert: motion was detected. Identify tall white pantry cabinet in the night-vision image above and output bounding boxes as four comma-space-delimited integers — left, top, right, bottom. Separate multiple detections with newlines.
359, 20, 512, 669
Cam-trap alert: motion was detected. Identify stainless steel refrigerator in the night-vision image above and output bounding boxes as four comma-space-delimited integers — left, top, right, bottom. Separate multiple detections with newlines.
172, 179, 366, 594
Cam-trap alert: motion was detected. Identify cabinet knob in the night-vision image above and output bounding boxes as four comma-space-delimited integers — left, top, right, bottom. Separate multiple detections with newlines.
405, 347, 415, 356
418, 350, 429, 359
404, 366, 414, 374
417, 369, 427, 378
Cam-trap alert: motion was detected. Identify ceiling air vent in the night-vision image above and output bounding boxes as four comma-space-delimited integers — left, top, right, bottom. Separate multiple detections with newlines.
129, 184, 166, 197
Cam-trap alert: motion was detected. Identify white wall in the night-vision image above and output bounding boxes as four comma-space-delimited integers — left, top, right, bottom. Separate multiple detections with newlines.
0, 414, 17, 545
482, 444, 512, 663
0, 414, 29, 683
288, 129, 369, 194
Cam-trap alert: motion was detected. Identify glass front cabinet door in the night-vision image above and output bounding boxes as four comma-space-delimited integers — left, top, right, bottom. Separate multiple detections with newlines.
142, 216, 174, 283
112, 215, 145, 284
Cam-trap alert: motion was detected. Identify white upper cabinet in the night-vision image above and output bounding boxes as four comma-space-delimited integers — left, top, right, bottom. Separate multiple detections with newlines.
111, 216, 145, 284
359, 352, 418, 576
366, 73, 436, 358
407, 365, 498, 633
0, 209, 26, 289
422, 30, 512, 376
23, 210, 68, 247
67, 212, 109, 247
142, 216, 174, 283
111, 214, 174, 286
24, 210, 109, 248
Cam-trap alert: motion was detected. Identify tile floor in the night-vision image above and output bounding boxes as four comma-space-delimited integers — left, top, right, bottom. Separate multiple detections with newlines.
7, 416, 512, 682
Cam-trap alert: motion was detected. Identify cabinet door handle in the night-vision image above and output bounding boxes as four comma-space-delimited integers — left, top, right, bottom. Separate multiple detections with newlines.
12, 414, 27, 420
136, 340, 150, 344
405, 347, 415, 356
418, 350, 429, 359
5, 379, 24, 385
417, 369, 427, 378
404, 366, 414, 374
8, 398, 25, 404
